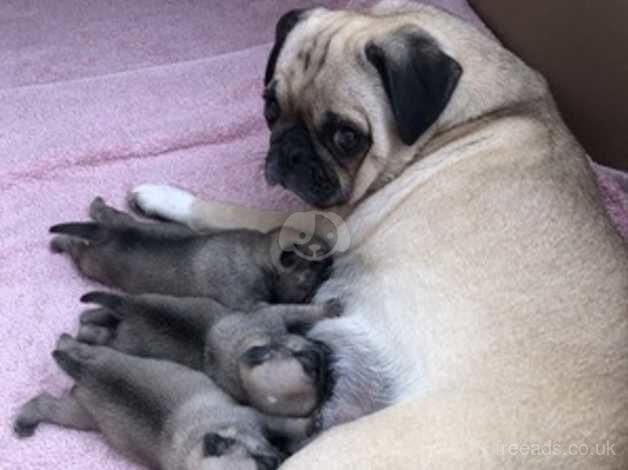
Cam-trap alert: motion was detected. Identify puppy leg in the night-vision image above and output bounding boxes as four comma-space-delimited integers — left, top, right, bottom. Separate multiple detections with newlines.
80, 291, 220, 368
14, 389, 96, 438
52, 334, 100, 382
91, 197, 197, 238
261, 299, 343, 329
79, 307, 120, 327
77, 324, 113, 345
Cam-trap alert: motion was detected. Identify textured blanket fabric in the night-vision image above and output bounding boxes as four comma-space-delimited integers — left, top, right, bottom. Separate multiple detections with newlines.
0, 1, 626, 469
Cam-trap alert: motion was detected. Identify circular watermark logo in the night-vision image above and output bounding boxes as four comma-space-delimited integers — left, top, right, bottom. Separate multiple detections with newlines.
278, 211, 351, 262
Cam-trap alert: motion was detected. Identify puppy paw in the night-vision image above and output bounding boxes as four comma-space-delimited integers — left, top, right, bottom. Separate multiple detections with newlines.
13, 395, 48, 438
127, 184, 195, 223
77, 325, 112, 345
13, 416, 38, 438
323, 298, 343, 318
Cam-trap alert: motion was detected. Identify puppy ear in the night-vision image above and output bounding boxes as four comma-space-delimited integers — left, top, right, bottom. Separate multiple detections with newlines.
264, 9, 308, 85
366, 30, 462, 145
203, 433, 235, 457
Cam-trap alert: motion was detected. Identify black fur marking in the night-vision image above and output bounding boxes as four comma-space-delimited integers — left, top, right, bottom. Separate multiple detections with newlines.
264, 9, 307, 85
203, 433, 235, 457
49, 222, 101, 240
366, 31, 462, 145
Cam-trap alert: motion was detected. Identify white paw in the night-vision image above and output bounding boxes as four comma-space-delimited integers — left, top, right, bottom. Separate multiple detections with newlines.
128, 184, 195, 223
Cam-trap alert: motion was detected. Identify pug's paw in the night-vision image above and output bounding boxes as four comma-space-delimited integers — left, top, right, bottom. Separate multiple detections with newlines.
128, 184, 195, 223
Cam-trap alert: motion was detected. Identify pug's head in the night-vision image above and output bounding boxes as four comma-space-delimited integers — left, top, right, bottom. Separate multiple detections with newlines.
262, 4, 464, 208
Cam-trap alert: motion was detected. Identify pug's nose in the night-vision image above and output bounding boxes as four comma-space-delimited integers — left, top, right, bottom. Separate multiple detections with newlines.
283, 147, 306, 168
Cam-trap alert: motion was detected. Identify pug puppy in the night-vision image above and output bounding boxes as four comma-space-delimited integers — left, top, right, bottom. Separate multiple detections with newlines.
14, 334, 290, 470
128, 2, 628, 469
50, 197, 331, 310
77, 290, 338, 418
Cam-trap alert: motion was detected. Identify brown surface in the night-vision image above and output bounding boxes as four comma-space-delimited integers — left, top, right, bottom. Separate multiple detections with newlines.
469, 0, 628, 171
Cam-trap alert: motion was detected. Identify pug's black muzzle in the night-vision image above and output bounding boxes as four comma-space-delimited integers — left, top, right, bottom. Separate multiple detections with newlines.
265, 123, 345, 208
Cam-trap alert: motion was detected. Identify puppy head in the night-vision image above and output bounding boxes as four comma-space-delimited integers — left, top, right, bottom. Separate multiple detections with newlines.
262, 6, 464, 208
268, 227, 334, 303
209, 313, 331, 417
238, 334, 330, 417
191, 429, 282, 470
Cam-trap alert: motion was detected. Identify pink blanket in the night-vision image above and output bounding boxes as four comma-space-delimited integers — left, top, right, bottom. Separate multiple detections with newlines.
1, 1, 626, 468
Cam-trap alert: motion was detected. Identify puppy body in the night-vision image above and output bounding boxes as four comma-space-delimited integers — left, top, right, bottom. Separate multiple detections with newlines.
15, 335, 284, 470
51, 198, 331, 310
130, 2, 628, 468
78, 291, 338, 418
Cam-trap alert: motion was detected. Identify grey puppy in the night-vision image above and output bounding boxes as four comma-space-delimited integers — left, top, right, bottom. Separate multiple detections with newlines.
50, 197, 331, 310
14, 334, 295, 470
76, 290, 338, 418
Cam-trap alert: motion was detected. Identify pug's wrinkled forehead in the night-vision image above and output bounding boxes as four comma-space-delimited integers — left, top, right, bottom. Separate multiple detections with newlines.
261, 7, 462, 208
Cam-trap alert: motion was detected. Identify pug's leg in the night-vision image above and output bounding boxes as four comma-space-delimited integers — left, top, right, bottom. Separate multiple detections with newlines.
14, 389, 96, 437
128, 184, 294, 232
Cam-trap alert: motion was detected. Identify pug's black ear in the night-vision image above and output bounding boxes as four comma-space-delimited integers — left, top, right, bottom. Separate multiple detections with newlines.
203, 433, 235, 457
366, 30, 462, 145
264, 9, 308, 85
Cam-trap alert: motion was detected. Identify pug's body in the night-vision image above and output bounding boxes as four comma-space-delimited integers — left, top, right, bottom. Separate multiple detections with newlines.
14, 335, 285, 470
77, 290, 337, 418
129, 2, 628, 469
50, 198, 331, 310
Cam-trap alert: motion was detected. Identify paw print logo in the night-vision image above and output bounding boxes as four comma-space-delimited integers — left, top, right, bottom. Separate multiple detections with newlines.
278, 211, 350, 261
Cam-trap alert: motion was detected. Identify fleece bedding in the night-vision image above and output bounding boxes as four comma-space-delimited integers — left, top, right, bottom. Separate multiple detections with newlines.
1, 1, 626, 469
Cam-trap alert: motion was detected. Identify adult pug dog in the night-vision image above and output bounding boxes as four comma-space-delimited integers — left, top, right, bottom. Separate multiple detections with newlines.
130, 1, 628, 468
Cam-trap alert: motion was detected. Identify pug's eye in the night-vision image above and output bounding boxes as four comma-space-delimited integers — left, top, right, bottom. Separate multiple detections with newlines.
333, 126, 362, 154
264, 97, 280, 126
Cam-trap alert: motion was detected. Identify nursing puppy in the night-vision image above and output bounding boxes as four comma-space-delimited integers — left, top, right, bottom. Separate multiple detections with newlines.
50, 197, 331, 310
77, 290, 338, 418
14, 334, 290, 470
129, 1, 628, 469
